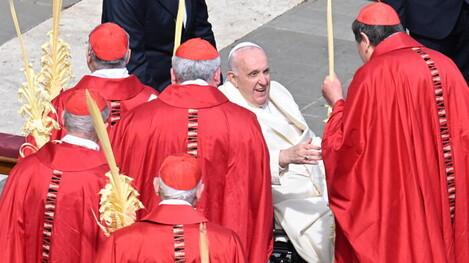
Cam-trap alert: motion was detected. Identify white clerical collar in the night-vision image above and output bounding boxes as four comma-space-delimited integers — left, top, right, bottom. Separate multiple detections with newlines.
91, 68, 129, 79
243, 97, 269, 113
181, 79, 209, 86
159, 199, 192, 206
61, 135, 100, 151
260, 100, 271, 111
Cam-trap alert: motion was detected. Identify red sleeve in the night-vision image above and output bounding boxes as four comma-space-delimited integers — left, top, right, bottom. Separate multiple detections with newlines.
322, 72, 370, 209
321, 71, 371, 262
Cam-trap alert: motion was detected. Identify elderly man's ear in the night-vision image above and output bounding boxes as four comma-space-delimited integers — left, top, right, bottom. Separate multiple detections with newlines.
226, 71, 238, 86
124, 49, 131, 64
170, 68, 177, 84
213, 67, 222, 86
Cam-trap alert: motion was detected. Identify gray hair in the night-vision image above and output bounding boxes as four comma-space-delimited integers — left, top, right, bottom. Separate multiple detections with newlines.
171, 56, 221, 82
228, 41, 263, 72
63, 107, 110, 141
158, 178, 200, 204
89, 48, 128, 69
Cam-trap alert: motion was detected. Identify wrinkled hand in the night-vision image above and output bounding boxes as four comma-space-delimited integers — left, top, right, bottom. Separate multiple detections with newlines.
279, 138, 322, 167
322, 74, 344, 106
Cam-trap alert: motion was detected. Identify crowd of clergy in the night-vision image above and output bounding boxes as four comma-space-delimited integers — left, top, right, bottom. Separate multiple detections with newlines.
0, 2, 468, 263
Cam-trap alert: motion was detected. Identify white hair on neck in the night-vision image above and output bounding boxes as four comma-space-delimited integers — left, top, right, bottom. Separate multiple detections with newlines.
158, 177, 201, 204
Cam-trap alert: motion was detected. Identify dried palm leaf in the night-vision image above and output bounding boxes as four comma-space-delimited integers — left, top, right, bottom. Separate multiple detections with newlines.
173, 0, 186, 55
9, 0, 59, 148
199, 222, 210, 263
38, 0, 72, 99
85, 90, 143, 236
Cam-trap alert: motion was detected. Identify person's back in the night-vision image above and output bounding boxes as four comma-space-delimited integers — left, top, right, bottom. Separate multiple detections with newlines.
321, 3, 469, 262
52, 74, 156, 135
50, 23, 158, 141
111, 38, 273, 263
97, 153, 246, 262
385, 0, 469, 83
0, 143, 108, 262
0, 91, 110, 262
98, 209, 245, 262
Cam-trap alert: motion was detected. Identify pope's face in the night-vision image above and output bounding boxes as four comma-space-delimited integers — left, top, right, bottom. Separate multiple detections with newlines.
231, 48, 271, 107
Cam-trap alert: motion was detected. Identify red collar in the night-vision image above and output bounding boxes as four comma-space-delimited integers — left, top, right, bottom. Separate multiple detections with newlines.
34, 141, 107, 171
75, 75, 147, 101
371, 32, 424, 60
141, 204, 207, 225
158, 84, 228, 109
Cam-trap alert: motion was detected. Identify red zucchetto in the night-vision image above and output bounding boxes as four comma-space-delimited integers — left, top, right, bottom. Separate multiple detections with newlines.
89, 22, 129, 61
356, 2, 400, 26
64, 89, 107, 115
175, 38, 219, 60
159, 153, 202, 190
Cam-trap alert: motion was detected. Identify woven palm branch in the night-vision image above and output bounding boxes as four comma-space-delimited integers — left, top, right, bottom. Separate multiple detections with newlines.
98, 171, 144, 236
38, 0, 72, 99
85, 90, 143, 236
9, 0, 59, 148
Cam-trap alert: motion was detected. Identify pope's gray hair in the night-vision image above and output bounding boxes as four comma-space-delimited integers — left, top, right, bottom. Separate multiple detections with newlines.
171, 56, 221, 83
63, 106, 110, 141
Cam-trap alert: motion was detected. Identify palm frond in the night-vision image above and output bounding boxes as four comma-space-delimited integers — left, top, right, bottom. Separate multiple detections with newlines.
10, 0, 59, 148
85, 90, 144, 236
98, 172, 144, 236
38, 0, 72, 99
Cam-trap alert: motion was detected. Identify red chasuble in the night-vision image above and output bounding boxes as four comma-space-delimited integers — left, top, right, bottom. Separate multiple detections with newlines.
111, 84, 273, 263
0, 141, 109, 263
323, 33, 469, 263
50, 75, 158, 140
96, 204, 246, 262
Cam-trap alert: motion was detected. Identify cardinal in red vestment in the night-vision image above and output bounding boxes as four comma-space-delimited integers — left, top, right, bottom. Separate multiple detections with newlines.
97, 153, 246, 262
21, 23, 158, 157
50, 22, 158, 139
322, 3, 469, 263
0, 90, 110, 262
111, 38, 273, 262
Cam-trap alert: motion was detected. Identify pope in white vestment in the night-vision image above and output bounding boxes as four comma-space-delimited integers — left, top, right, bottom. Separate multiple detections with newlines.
219, 42, 334, 263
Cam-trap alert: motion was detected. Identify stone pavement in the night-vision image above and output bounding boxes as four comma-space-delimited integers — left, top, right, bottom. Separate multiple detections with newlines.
0, 0, 368, 136
0, 0, 80, 45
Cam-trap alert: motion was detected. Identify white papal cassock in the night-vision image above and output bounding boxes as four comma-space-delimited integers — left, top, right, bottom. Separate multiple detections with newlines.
219, 80, 334, 263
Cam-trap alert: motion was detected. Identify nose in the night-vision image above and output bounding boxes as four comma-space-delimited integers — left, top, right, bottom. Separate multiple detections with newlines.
258, 73, 269, 86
